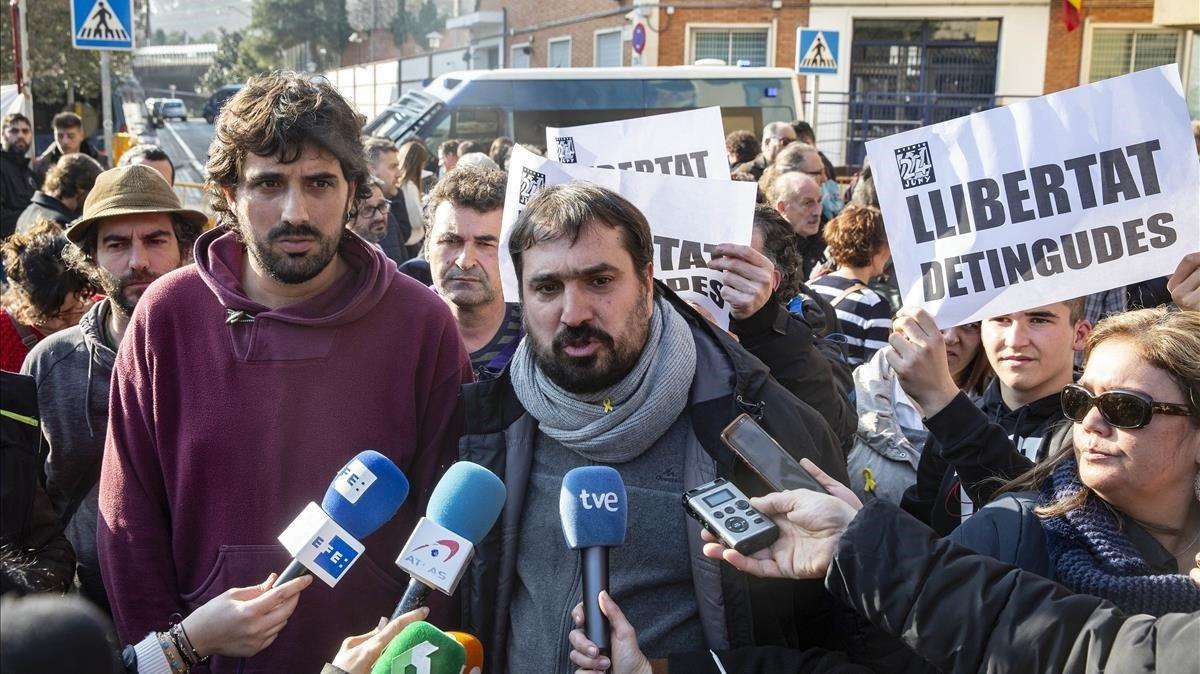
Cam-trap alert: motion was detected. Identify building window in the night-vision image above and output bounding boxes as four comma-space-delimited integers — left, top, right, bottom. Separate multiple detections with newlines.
549, 37, 572, 68
511, 43, 531, 69
595, 29, 623, 67
689, 26, 770, 66
1085, 26, 1182, 84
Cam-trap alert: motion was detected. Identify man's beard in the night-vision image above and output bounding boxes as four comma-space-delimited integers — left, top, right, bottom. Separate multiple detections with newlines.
351, 217, 386, 244
526, 290, 651, 395
440, 267, 496, 309
6, 139, 29, 154
99, 269, 161, 317
241, 221, 342, 284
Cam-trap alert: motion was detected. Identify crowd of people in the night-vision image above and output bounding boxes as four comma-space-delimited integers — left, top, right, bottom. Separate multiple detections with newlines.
0, 73, 1198, 674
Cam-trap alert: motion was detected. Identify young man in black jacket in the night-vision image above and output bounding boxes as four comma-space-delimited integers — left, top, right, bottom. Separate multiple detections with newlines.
889, 299, 1089, 534
1, 113, 37, 238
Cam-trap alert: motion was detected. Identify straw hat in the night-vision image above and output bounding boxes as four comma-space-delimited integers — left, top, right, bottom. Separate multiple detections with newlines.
66, 164, 208, 244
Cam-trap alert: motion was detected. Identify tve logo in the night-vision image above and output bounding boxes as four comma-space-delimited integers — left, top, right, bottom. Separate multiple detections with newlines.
333, 458, 377, 504
312, 535, 359, 579
578, 489, 620, 512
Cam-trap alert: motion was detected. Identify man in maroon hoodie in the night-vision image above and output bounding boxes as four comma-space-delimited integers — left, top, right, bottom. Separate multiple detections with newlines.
97, 73, 472, 672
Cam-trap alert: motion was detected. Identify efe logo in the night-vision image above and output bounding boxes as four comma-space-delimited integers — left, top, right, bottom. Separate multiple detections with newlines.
311, 535, 358, 579
333, 458, 377, 505
578, 489, 620, 512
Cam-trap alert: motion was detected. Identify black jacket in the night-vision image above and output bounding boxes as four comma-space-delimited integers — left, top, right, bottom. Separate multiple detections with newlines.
15, 191, 75, 233
730, 296, 855, 450
1, 150, 37, 238
829, 499, 1200, 674
457, 286, 849, 673
0, 372, 75, 595
30, 139, 104, 187
901, 380, 1065, 535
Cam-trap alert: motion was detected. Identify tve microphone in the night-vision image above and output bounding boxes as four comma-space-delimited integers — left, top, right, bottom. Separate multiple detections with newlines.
369, 621, 465, 674
560, 466, 628, 661
391, 461, 506, 619
447, 632, 483, 674
275, 450, 409, 587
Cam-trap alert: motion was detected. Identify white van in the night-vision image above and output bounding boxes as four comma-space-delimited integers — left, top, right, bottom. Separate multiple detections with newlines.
364, 66, 802, 152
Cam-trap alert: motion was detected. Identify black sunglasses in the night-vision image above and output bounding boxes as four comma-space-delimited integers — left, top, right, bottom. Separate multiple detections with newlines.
1061, 383, 1194, 430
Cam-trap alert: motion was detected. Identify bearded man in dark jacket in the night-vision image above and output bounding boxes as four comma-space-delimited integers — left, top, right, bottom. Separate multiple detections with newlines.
1, 113, 37, 238
457, 183, 851, 673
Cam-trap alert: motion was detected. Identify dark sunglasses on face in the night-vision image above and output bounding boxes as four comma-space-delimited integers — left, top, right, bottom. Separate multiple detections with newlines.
1061, 383, 1194, 429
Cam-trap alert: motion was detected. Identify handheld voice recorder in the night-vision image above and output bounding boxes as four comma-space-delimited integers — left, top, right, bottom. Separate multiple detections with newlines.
683, 478, 778, 555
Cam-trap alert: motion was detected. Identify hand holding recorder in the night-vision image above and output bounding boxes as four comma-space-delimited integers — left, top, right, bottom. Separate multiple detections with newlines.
701, 458, 862, 580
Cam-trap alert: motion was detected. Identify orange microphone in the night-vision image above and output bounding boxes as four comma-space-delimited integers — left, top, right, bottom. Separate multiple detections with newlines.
447, 632, 483, 674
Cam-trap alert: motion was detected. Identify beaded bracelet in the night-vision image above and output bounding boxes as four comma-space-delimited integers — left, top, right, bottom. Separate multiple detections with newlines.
168, 615, 209, 666
155, 630, 188, 674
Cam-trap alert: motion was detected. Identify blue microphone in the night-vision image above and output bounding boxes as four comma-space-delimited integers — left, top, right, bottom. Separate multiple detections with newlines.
391, 461, 506, 618
276, 450, 409, 586
560, 466, 628, 660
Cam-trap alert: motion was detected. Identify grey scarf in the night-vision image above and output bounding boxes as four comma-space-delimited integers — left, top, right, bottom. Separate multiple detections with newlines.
510, 295, 697, 463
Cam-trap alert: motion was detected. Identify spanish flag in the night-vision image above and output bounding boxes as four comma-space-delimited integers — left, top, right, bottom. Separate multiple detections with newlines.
1064, 0, 1083, 31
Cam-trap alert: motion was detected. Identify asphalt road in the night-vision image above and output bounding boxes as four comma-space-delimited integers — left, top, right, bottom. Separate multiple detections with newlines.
155, 118, 215, 184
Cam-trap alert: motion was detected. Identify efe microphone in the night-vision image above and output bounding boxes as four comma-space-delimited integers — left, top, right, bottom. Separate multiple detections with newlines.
391, 461, 506, 618
275, 450, 409, 587
560, 466, 628, 661
370, 621, 465, 674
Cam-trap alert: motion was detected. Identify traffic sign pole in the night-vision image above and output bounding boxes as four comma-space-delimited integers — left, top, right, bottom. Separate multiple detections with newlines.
100, 50, 113, 166
812, 75, 820, 141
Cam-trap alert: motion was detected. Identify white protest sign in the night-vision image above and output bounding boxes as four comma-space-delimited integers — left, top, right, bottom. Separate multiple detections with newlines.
867, 65, 1199, 328
546, 107, 729, 180
501, 145, 757, 327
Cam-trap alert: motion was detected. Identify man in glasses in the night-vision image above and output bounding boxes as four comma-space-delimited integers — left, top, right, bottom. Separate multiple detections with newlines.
22, 164, 204, 612
347, 177, 391, 246
886, 299, 1091, 535
733, 121, 796, 181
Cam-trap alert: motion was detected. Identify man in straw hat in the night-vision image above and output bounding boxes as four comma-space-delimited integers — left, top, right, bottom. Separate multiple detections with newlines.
21, 163, 206, 613
95, 73, 470, 672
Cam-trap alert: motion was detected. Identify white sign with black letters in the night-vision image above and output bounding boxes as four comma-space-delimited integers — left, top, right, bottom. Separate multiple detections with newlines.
501, 145, 757, 328
546, 107, 730, 181
867, 65, 1200, 327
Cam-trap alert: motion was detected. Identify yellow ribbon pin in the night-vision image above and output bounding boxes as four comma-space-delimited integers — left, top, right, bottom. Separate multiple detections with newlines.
603, 398, 614, 413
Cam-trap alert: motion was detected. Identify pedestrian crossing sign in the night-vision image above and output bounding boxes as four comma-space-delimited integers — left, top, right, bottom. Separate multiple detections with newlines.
796, 29, 839, 76
72, 0, 135, 51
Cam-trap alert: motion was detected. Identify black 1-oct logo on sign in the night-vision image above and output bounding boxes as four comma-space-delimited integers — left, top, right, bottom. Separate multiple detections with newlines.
519, 167, 547, 205
894, 142, 936, 189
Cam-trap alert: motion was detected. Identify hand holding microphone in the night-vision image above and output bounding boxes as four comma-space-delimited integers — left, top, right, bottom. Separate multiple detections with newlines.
179, 572, 312, 659
369, 621, 465, 674
327, 607, 431, 674
568, 592, 653, 674
276, 450, 410, 587
559, 466, 628, 662
391, 461, 506, 618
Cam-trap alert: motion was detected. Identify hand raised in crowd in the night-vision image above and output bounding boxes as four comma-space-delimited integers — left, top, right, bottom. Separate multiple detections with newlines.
700, 459, 861, 580
179, 572, 313, 658
568, 592, 652, 674
1167, 251, 1200, 312
329, 607, 430, 674
708, 243, 777, 321
886, 307, 961, 417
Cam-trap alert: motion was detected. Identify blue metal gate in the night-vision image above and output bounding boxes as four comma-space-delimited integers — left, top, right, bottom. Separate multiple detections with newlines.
846, 19, 1000, 166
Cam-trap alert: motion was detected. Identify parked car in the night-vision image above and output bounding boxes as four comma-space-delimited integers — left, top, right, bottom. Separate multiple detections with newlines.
203, 84, 244, 124
160, 99, 188, 122
148, 99, 166, 128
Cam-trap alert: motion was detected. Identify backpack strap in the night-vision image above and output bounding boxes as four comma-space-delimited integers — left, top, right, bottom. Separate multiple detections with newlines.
8, 312, 40, 349
828, 282, 868, 308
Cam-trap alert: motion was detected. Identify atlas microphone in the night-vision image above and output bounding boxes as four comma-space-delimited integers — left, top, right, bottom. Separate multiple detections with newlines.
560, 466, 628, 662
275, 450, 409, 587
447, 632, 483, 674
391, 461, 506, 619
370, 621, 466, 674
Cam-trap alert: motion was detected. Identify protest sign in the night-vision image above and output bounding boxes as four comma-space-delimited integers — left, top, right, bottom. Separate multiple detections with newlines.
546, 107, 730, 180
500, 145, 757, 327
867, 65, 1199, 328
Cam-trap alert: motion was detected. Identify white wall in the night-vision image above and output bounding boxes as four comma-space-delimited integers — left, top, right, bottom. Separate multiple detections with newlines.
806, 0, 1050, 166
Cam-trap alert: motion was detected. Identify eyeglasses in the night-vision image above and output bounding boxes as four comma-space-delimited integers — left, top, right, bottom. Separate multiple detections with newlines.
1061, 383, 1194, 429
360, 202, 391, 218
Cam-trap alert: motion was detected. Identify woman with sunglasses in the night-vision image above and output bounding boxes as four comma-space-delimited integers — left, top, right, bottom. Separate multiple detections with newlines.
952, 307, 1200, 615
